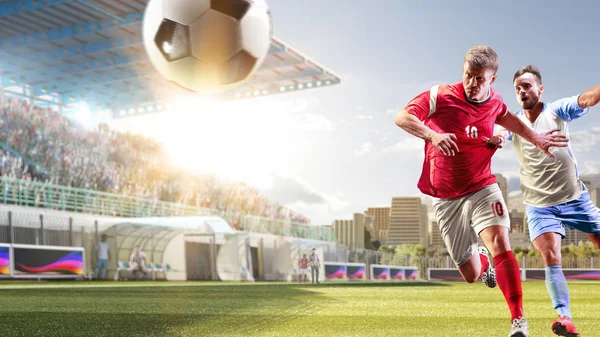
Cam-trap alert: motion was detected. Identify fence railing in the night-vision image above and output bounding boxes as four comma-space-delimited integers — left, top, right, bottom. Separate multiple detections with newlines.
0, 176, 336, 241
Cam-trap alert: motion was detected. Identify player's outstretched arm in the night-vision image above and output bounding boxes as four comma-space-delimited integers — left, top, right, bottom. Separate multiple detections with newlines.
578, 84, 600, 109
395, 110, 459, 156
496, 111, 569, 159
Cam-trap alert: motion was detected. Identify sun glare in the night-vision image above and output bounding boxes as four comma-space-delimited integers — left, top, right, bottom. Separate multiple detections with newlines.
112, 96, 296, 189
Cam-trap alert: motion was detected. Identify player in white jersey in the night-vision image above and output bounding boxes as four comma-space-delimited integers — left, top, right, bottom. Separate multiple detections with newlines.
490, 65, 600, 337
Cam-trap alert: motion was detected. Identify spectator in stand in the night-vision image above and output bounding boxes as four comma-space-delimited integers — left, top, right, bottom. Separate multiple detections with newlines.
1, 94, 312, 224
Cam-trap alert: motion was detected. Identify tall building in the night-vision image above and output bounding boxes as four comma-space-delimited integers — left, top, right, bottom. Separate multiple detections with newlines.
564, 228, 589, 246
365, 207, 390, 243
429, 221, 445, 248
363, 214, 378, 242
332, 215, 366, 249
388, 197, 428, 247
580, 177, 593, 191
508, 191, 525, 212
494, 173, 508, 204
351, 213, 366, 249
508, 209, 530, 247
509, 210, 526, 234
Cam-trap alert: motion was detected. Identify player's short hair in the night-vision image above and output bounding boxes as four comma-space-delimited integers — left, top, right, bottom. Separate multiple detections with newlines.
464, 45, 499, 73
101, 234, 108, 241
513, 65, 542, 85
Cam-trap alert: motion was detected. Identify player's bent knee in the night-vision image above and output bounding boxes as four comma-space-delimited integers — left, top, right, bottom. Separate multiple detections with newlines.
586, 234, 600, 249
458, 261, 479, 283
463, 275, 478, 283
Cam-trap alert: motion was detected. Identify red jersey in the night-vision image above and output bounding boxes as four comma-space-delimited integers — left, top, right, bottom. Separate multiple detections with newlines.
299, 258, 308, 269
404, 83, 507, 199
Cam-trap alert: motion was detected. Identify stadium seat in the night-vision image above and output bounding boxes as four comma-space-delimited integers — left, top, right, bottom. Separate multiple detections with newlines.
116, 261, 133, 281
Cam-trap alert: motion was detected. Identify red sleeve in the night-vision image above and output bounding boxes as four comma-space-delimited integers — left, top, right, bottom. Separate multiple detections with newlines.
492, 89, 508, 122
404, 90, 431, 121
495, 102, 508, 122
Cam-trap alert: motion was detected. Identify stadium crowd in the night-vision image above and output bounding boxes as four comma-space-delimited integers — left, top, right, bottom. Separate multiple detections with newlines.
0, 94, 309, 224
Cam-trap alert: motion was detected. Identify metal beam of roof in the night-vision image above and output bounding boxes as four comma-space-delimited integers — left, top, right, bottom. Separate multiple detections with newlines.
0, 0, 74, 18
0, 3, 341, 114
6, 53, 146, 85
63, 81, 152, 102
80, 92, 157, 110
34, 67, 144, 95
0, 37, 140, 70
76, 0, 125, 22
11, 51, 307, 88
0, 12, 142, 51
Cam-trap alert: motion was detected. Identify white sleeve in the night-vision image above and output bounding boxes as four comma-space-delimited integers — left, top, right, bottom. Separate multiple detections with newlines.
428, 85, 439, 117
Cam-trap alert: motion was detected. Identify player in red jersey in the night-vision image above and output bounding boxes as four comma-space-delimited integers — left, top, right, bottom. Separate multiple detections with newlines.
298, 254, 309, 283
395, 45, 568, 337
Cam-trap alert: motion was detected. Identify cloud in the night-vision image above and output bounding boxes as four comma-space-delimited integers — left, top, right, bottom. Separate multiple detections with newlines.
356, 114, 374, 120
508, 190, 522, 197
382, 138, 424, 152
260, 173, 350, 225
569, 126, 600, 153
582, 160, 600, 175
262, 173, 327, 205
294, 113, 333, 131
354, 142, 373, 156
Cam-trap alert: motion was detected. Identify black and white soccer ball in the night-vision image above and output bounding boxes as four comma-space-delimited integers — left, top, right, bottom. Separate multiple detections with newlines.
143, 0, 272, 92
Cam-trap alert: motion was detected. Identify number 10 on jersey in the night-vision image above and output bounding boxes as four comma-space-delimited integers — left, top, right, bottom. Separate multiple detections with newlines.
491, 201, 504, 217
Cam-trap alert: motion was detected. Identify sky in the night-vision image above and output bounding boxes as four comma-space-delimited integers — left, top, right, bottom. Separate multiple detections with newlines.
111, 0, 600, 225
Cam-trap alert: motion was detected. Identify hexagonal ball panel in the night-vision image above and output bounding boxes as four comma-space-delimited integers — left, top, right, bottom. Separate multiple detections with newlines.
220, 50, 257, 85
190, 9, 241, 65
143, 0, 171, 79
239, 4, 271, 59
168, 57, 222, 92
164, 0, 210, 25
154, 19, 192, 62
210, 0, 251, 21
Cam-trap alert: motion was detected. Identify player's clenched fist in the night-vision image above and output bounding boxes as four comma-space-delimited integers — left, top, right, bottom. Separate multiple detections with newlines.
429, 132, 459, 156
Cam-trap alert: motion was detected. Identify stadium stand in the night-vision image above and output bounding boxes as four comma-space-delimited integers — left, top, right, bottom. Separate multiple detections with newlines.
1, 94, 310, 226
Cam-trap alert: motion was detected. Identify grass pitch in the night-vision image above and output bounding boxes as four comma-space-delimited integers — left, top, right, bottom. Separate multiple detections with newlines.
1, 281, 599, 337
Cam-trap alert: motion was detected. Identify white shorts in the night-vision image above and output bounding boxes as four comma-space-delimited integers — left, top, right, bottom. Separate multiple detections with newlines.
299, 268, 309, 275
432, 184, 510, 267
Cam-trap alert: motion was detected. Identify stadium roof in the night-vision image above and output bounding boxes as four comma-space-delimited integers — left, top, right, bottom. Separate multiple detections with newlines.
0, 0, 341, 119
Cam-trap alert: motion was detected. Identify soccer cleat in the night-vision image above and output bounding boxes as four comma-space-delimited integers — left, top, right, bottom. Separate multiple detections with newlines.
509, 317, 529, 337
478, 246, 497, 288
552, 316, 580, 337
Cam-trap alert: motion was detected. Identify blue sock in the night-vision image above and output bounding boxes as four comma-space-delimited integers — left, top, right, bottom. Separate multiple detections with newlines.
545, 265, 571, 319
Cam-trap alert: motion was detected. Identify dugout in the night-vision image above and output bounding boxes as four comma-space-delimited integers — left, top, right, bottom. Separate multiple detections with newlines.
102, 216, 235, 281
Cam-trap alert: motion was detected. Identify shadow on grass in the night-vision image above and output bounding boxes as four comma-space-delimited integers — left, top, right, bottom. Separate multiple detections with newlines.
0, 283, 329, 337
0, 281, 452, 336
0, 312, 246, 337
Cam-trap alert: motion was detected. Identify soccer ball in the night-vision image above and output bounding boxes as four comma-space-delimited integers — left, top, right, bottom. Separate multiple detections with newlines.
143, 0, 272, 92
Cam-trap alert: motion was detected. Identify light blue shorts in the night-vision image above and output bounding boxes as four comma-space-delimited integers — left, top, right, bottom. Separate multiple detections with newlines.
527, 191, 600, 242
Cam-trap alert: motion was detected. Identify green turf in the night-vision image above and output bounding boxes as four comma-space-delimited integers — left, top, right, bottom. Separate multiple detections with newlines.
1, 281, 599, 337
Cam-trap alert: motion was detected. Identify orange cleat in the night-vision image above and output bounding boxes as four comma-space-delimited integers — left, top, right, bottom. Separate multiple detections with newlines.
551, 316, 580, 337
